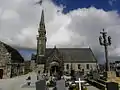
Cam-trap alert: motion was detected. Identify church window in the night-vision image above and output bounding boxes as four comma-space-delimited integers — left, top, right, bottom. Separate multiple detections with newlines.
78, 64, 81, 69
66, 64, 69, 69
40, 45, 44, 55
86, 64, 89, 69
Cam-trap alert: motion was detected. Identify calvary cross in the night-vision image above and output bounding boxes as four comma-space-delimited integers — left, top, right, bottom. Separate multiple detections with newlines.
75, 78, 85, 90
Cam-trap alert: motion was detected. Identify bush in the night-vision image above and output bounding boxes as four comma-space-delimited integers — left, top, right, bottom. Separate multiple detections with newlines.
47, 81, 56, 87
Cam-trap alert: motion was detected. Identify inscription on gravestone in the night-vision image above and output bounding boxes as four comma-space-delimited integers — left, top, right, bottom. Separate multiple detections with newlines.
56, 80, 66, 90
36, 80, 47, 90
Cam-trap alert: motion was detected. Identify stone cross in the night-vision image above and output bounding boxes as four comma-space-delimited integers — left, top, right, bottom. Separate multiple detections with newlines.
75, 78, 85, 90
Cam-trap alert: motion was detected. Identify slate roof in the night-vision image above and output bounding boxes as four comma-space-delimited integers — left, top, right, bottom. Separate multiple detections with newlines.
0, 41, 24, 63
45, 48, 97, 63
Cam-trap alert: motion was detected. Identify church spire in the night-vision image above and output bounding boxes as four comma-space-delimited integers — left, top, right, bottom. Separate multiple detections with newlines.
36, 9, 47, 64
38, 9, 46, 33
40, 10, 44, 23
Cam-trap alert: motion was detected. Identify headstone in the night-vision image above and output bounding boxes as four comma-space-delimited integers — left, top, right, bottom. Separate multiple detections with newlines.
36, 80, 47, 90
93, 72, 100, 80
106, 82, 119, 90
56, 80, 66, 90
75, 78, 85, 90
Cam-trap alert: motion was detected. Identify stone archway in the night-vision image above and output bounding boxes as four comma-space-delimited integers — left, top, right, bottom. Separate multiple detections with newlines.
0, 69, 3, 79
49, 61, 60, 76
50, 65, 59, 75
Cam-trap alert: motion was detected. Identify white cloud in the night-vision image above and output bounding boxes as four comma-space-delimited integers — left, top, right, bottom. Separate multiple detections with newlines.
0, 0, 120, 61
1, 9, 20, 20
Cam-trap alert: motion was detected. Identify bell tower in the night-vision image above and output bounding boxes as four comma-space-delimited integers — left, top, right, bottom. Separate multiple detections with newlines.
36, 9, 47, 64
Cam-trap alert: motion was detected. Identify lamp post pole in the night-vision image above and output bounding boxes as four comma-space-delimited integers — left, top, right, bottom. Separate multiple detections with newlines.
99, 29, 111, 71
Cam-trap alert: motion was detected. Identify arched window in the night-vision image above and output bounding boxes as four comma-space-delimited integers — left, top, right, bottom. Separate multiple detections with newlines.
66, 64, 69, 69
78, 64, 81, 69
86, 64, 89, 69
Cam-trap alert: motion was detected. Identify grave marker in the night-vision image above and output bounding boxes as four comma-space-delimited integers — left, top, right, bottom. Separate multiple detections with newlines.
36, 80, 47, 90
93, 72, 100, 80
56, 80, 66, 90
75, 78, 85, 90
106, 82, 119, 90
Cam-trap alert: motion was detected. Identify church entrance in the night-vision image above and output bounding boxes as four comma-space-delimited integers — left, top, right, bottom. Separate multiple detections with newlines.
0, 69, 3, 79
50, 65, 59, 76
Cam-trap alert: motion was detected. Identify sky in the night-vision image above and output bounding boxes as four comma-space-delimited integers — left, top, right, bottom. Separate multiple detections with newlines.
0, 0, 120, 63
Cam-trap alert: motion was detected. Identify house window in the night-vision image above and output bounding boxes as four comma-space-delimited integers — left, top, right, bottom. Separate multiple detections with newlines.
86, 64, 89, 69
78, 64, 81, 69
66, 64, 69, 69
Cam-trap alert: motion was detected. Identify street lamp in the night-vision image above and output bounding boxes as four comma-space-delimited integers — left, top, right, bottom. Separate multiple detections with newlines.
99, 29, 111, 71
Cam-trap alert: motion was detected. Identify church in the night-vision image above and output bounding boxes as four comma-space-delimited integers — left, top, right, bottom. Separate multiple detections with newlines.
32, 9, 97, 76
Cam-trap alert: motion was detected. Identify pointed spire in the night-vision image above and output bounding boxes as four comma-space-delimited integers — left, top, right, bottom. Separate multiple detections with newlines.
40, 9, 44, 25
39, 9, 45, 32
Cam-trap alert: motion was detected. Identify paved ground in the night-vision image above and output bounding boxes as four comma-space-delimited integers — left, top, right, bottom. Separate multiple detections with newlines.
0, 72, 99, 90
87, 86, 99, 90
0, 72, 36, 90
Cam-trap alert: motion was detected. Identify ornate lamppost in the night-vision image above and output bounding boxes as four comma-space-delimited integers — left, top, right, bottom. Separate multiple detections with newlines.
99, 29, 111, 71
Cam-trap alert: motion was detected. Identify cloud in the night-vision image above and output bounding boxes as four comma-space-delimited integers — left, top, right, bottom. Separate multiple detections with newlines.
108, 0, 117, 6
1, 9, 20, 20
0, 0, 120, 62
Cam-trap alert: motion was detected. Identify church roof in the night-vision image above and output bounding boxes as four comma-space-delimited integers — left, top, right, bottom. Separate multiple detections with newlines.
45, 48, 97, 63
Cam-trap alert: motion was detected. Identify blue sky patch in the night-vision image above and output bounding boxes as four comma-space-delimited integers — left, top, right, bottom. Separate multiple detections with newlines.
52, 0, 119, 13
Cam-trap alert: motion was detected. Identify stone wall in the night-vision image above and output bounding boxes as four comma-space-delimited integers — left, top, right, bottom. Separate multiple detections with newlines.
0, 42, 11, 79
36, 64, 44, 73
30, 60, 36, 71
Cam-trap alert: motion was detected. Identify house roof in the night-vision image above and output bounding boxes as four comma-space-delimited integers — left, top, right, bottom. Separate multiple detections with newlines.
0, 41, 24, 63
45, 48, 97, 63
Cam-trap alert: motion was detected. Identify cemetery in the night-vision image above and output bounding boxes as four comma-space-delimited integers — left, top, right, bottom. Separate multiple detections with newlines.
22, 28, 120, 90
1, 0, 120, 90
31, 71, 89, 90
19, 2, 120, 90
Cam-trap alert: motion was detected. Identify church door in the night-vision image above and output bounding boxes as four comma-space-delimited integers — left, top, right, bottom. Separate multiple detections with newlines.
50, 66, 59, 76
0, 69, 3, 79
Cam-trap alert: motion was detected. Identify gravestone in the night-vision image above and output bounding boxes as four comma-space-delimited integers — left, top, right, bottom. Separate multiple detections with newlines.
106, 82, 119, 90
93, 72, 100, 80
56, 80, 66, 90
75, 78, 85, 90
36, 80, 47, 90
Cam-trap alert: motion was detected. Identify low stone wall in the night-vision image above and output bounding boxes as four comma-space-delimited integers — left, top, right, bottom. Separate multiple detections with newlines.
96, 79, 106, 85
86, 78, 106, 90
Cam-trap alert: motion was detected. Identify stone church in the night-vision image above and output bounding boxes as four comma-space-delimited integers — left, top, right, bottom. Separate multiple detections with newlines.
32, 9, 97, 76
0, 41, 24, 79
